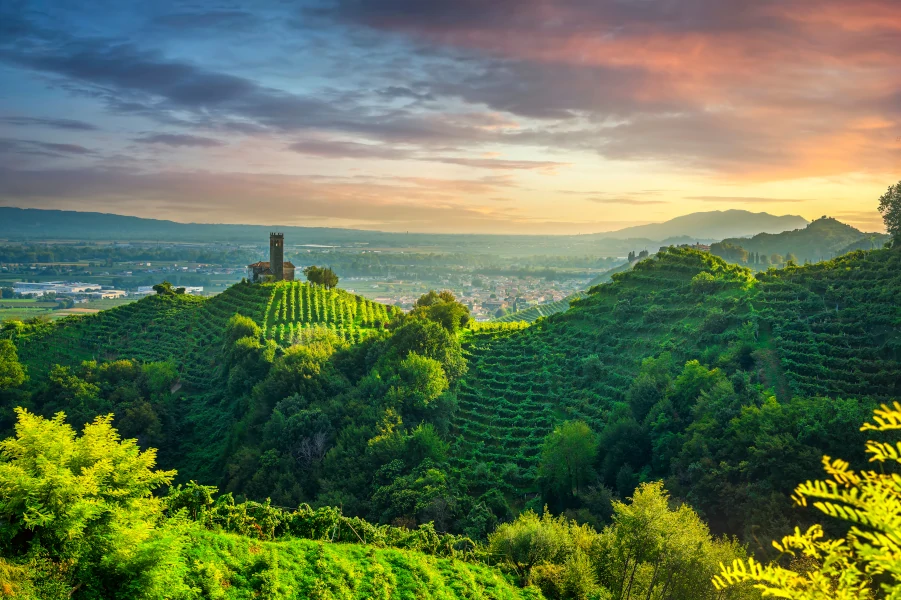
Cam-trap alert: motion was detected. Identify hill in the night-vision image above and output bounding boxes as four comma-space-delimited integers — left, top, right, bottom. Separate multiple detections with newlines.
493, 293, 584, 323
10, 281, 398, 385
451, 246, 901, 543
715, 216, 890, 264
599, 209, 807, 240
4, 243, 900, 559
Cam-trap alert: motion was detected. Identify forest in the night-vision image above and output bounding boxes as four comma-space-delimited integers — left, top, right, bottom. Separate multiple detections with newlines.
1, 191, 900, 598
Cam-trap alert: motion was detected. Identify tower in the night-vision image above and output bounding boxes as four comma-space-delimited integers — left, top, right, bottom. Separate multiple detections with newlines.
270, 232, 284, 281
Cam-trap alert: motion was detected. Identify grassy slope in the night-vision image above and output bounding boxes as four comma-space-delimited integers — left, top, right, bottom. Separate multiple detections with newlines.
452, 247, 901, 493
186, 530, 540, 599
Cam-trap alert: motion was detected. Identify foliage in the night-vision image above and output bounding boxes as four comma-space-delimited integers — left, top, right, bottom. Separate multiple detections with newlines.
0, 409, 183, 598
303, 265, 339, 289
715, 402, 901, 599
538, 421, 598, 499
879, 180, 901, 242
490, 483, 755, 600
0, 340, 25, 390
153, 280, 186, 295
411, 290, 472, 333
596, 482, 754, 600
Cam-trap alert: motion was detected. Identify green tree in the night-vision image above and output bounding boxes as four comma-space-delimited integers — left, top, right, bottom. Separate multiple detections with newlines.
715, 402, 901, 599
0, 339, 25, 390
304, 266, 339, 289
598, 482, 752, 600
878, 180, 901, 242
387, 353, 448, 410
488, 509, 596, 587
412, 290, 471, 333
539, 420, 598, 498
0, 409, 186, 598
152, 281, 175, 295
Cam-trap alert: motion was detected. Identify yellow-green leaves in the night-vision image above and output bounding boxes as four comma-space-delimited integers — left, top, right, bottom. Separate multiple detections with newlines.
715, 403, 901, 598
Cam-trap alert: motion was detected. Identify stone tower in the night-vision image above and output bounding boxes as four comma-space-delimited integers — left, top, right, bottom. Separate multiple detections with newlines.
270, 232, 284, 281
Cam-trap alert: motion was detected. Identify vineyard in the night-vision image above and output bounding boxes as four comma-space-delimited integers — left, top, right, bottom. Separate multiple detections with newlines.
755, 249, 901, 399
491, 260, 629, 323
261, 281, 397, 346
7, 281, 398, 389
451, 246, 901, 493
492, 293, 582, 323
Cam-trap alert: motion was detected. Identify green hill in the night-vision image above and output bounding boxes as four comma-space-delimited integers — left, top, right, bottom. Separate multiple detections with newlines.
451, 246, 901, 497
5, 244, 901, 563
715, 216, 889, 264
9, 281, 399, 388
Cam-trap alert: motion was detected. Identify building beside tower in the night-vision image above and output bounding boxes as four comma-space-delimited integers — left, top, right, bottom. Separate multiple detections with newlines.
247, 233, 296, 282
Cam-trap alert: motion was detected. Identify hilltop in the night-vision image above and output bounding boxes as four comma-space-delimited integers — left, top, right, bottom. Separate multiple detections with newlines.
598, 209, 807, 240
715, 216, 889, 263
10, 281, 398, 384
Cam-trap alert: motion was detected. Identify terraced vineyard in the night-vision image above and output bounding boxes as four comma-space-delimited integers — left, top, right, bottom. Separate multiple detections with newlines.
8, 281, 397, 389
492, 293, 583, 323
451, 247, 901, 493
491, 261, 629, 323
261, 281, 397, 346
755, 249, 901, 399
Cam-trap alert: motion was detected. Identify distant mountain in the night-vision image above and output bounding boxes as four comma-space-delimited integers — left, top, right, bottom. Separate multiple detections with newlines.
0, 207, 810, 257
717, 217, 889, 263
600, 210, 808, 241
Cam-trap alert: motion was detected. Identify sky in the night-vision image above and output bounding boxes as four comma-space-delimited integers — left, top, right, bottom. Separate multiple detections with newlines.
0, 0, 898, 234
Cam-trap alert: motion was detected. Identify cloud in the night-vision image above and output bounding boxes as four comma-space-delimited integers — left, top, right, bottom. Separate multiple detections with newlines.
0, 165, 595, 233
0, 116, 99, 131
687, 196, 808, 204
152, 11, 258, 30
0, 138, 94, 157
587, 197, 669, 205
287, 139, 409, 159
135, 133, 226, 147
429, 157, 568, 171
378, 86, 435, 102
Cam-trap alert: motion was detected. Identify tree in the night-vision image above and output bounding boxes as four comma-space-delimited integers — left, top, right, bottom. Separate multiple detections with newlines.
878, 180, 901, 243
715, 402, 901, 599
0, 339, 25, 390
488, 509, 595, 587
539, 420, 598, 498
412, 290, 471, 333
303, 266, 339, 289
152, 281, 175, 295
387, 353, 448, 410
598, 482, 753, 600
0, 409, 186, 598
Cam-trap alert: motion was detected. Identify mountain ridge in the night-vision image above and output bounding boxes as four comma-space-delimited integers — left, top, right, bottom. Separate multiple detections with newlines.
597, 209, 808, 240
0, 206, 809, 245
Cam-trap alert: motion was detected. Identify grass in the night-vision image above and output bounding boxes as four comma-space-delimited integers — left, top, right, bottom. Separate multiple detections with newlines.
185, 529, 539, 599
